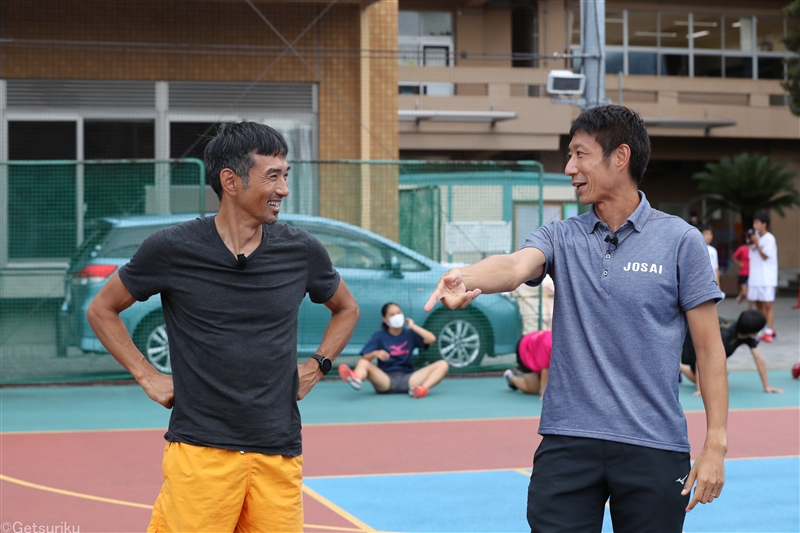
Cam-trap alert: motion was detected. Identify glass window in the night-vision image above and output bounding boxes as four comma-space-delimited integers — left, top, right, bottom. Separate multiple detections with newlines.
399, 11, 420, 36
725, 56, 753, 78
628, 11, 658, 47
398, 43, 420, 66
758, 57, 785, 79
312, 229, 387, 271
629, 52, 658, 75
692, 15, 722, 49
661, 54, 689, 76
725, 16, 754, 51
569, 9, 581, 47
8, 121, 77, 260
757, 17, 786, 52
694, 55, 723, 77
420, 12, 452, 37
171, 122, 215, 160
606, 51, 623, 74
423, 46, 449, 67
84, 121, 154, 160
660, 14, 690, 49
606, 10, 623, 46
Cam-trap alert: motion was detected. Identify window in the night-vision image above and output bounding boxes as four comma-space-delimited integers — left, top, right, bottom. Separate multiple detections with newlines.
628, 11, 658, 47
692, 15, 722, 50
695, 55, 723, 77
600, 10, 790, 79
725, 16, 754, 51
757, 17, 786, 52
398, 11, 454, 95
8, 121, 77, 260
660, 14, 690, 49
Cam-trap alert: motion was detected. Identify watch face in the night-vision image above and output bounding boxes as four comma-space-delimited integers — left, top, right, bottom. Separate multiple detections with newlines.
316, 355, 332, 373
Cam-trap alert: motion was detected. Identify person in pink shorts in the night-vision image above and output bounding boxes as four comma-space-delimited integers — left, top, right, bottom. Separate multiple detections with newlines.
504, 330, 552, 400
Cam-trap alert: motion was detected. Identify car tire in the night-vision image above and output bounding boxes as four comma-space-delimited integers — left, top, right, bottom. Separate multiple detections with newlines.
134, 313, 171, 374
423, 309, 493, 368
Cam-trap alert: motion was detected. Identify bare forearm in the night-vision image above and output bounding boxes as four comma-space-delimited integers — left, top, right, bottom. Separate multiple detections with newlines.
87, 304, 155, 383
751, 350, 772, 391
461, 253, 544, 294
315, 303, 359, 361
409, 323, 436, 344
696, 350, 729, 451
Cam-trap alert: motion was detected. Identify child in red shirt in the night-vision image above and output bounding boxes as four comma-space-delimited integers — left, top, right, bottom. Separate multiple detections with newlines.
504, 330, 552, 400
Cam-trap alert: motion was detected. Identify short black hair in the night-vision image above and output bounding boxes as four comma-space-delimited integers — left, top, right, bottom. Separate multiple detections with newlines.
736, 310, 766, 336
698, 223, 714, 233
204, 122, 289, 200
753, 212, 771, 228
569, 105, 651, 185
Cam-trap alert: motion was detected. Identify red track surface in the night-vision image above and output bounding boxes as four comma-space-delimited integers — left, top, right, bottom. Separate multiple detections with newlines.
2, 408, 797, 532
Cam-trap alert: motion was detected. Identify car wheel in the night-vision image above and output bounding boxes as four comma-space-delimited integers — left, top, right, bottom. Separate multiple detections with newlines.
134, 313, 171, 374
424, 310, 492, 368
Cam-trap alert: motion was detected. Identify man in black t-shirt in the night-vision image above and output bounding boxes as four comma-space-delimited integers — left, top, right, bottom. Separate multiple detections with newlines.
681, 310, 783, 395
87, 122, 359, 532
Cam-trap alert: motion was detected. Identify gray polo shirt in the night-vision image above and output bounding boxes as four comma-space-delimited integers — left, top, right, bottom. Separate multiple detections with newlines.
524, 192, 721, 453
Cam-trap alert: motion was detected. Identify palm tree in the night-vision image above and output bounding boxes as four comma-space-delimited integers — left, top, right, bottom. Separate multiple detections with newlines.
691, 153, 800, 229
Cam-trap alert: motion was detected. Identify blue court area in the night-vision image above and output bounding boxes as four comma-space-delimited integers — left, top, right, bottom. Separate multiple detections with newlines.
304, 457, 800, 533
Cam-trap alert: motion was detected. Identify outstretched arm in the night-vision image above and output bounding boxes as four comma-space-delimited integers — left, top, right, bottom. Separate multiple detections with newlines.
87, 274, 174, 409
424, 247, 546, 311
682, 300, 728, 512
750, 347, 784, 393
298, 279, 359, 400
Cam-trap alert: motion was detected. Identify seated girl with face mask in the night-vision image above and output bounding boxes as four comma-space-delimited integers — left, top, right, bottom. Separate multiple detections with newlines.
337, 302, 449, 398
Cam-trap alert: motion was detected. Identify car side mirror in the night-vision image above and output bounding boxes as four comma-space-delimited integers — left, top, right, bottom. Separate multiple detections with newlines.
390, 255, 403, 279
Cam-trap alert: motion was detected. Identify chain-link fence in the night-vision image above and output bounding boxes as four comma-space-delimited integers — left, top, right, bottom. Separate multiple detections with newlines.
0, 159, 575, 384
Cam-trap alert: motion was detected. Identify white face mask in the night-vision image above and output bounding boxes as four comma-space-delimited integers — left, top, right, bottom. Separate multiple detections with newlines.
386, 313, 405, 329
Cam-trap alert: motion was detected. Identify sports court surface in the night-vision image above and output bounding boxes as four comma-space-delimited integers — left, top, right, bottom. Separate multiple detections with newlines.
1, 371, 798, 533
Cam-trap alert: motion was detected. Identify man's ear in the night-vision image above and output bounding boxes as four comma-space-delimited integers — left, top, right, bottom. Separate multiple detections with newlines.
615, 143, 632, 174
219, 168, 239, 197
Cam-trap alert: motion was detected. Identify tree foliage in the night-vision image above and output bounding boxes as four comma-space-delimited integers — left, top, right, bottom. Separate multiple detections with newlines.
783, 0, 800, 116
691, 153, 800, 229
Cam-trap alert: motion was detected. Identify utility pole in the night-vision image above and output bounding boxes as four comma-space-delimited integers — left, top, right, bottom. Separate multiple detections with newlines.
548, 0, 609, 110
580, 0, 609, 110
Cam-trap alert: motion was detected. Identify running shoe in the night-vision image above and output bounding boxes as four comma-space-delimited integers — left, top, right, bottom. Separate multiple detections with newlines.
792, 362, 800, 379
503, 369, 518, 390
409, 385, 429, 399
338, 364, 362, 390
758, 331, 774, 343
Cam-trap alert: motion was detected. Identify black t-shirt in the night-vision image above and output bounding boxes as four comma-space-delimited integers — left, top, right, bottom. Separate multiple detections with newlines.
118, 216, 340, 456
681, 317, 759, 371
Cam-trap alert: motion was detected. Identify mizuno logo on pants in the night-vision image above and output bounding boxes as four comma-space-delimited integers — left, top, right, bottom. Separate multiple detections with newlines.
675, 475, 688, 484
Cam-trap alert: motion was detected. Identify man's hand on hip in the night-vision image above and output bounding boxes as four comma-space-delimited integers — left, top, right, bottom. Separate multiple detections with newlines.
297, 359, 323, 400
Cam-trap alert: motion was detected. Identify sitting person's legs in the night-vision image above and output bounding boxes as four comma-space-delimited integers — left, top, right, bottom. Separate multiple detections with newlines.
409, 359, 449, 391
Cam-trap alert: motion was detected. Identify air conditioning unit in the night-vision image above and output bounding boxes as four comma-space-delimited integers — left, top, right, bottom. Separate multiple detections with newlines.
546, 70, 586, 95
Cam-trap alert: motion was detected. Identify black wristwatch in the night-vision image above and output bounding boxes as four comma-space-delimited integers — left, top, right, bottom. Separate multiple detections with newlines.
310, 354, 332, 375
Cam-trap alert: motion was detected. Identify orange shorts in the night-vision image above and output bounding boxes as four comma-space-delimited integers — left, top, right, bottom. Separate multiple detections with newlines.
147, 441, 304, 533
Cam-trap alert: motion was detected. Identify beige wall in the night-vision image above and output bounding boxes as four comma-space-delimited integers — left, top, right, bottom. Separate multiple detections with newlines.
1, 0, 400, 240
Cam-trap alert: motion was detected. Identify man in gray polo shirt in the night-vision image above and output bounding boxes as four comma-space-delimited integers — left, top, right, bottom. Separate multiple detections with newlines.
425, 105, 728, 533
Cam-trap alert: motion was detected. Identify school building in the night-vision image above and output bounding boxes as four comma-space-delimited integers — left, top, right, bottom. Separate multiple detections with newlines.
0, 0, 798, 299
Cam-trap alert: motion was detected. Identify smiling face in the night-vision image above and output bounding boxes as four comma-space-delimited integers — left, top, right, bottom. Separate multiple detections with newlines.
565, 131, 623, 205
237, 153, 290, 225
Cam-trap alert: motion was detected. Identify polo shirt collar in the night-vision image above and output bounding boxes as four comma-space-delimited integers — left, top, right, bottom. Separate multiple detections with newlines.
586, 191, 652, 234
